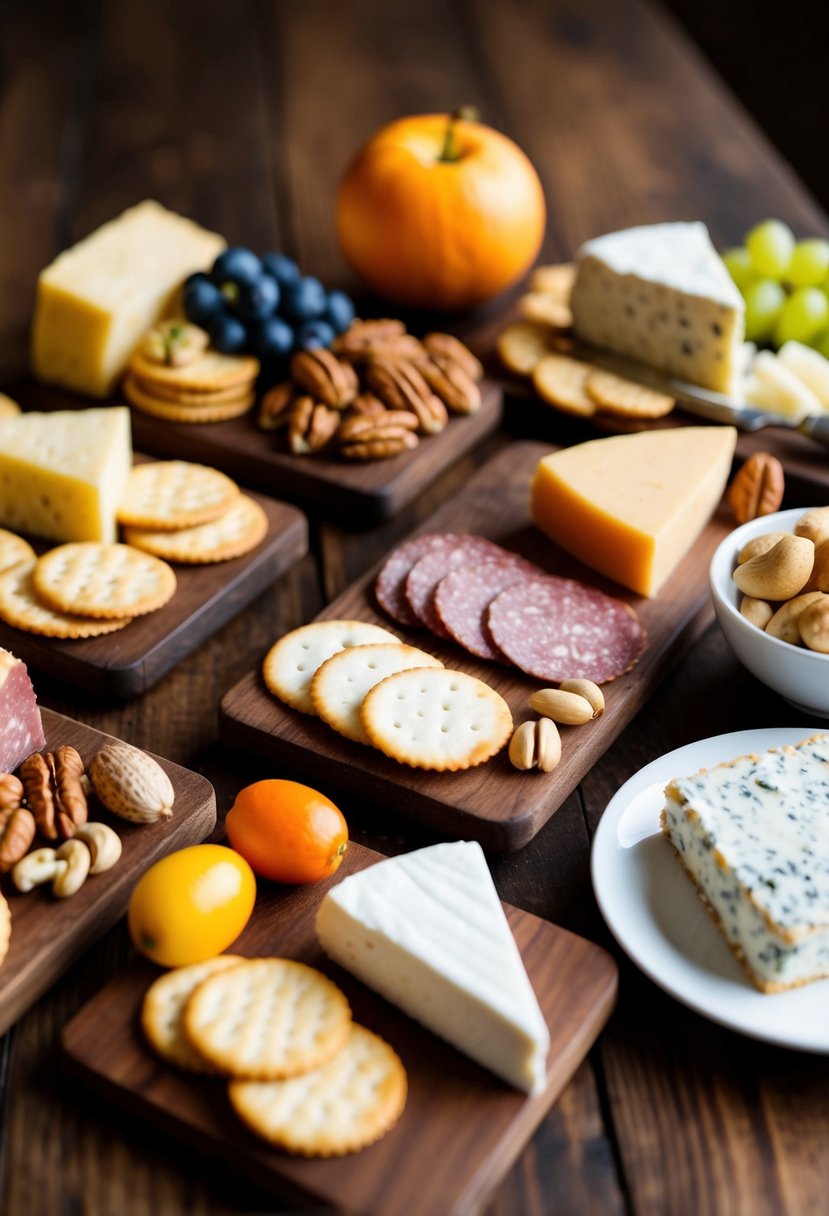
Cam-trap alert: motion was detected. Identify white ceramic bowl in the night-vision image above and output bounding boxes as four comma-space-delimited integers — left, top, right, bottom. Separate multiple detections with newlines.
709, 507, 829, 717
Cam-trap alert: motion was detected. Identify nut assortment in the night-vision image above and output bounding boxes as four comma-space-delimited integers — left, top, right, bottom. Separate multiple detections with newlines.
509, 678, 605, 773
257, 320, 484, 461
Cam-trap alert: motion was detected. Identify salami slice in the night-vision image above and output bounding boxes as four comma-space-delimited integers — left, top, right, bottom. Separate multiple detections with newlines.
374, 533, 462, 626
405, 536, 518, 636
0, 649, 45, 772
434, 559, 541, 661
487, 577, 647, 684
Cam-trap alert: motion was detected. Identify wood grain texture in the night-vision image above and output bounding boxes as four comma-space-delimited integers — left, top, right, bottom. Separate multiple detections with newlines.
221, 440, 728, 851
0, 708, 217, 1037
61, 841, 618, 1216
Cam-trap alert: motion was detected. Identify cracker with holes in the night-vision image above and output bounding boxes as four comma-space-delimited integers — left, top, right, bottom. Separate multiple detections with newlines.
585, 369, 675, 419
532, 353, 596, 417
32, 543, 176, 619
183, 959, 351, 1080
142, 956, 245, 1073
123, 495, 268, 564
0, 562, 133, 638
518, 292, 573, 330
361, 667, 513, 771
496, 320, 553, 376
229, 1024, 407, 1157
311, 643, 443, 746
529, 262, 576, 300
263, 620, 399, 715
0, 529, 36, 575
117, 461, 240, 531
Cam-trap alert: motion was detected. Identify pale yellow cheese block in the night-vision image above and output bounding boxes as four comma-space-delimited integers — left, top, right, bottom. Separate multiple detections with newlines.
32, 201, 225, 397
531, 426, 737, 597
0, 408, 132, 543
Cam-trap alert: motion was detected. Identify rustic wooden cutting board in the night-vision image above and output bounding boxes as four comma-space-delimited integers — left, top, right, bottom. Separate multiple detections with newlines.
0, 470, 308, 698
220, 439, 731, 852
61, 840, 618, 1216
0, 708, 216, 1036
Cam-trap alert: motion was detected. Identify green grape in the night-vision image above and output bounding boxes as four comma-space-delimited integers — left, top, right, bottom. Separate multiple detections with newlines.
743, 279, 786, 342
773, 286, 829, 347
787, 239, 829, 287
722, 247, 754, 293
814, 329, 829, 360
746, 219, 795, 279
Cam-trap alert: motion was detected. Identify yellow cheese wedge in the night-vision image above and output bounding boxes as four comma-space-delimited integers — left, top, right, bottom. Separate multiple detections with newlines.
531, 426, 737, 597
32, 201, 225, 398
0, 408, 132, 543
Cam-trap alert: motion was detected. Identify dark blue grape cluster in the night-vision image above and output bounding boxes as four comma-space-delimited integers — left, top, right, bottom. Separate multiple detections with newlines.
182, 247, 356, 365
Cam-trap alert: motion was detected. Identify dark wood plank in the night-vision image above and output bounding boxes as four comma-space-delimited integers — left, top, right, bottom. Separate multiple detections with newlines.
61, 841, 618, 1216
221, 440, 728, 851
0, 708, 216, 1036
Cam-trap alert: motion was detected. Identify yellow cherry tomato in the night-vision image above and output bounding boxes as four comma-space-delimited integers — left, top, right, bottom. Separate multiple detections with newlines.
128, 844, 256, 968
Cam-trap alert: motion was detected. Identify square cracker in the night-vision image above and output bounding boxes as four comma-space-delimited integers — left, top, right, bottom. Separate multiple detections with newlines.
311, 642, 443, 745
263, 620, 399, 715
361, 666, 513, 771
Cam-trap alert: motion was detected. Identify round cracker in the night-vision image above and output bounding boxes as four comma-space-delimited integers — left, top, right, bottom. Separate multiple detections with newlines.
117, 462, 240, 531
0, 529, 36, 574
311, 643, 443, 746
496, 320, 553, 376
532, 353, 596, 417
263, 620, 400, 715
518, 292, 573, 330
0, 562, 132, 638
123, 495, 268, 564
33, 544, 176, 619
0, 394, 21, 418
124, 376, 255, 424
361, 667, 513, 771
229, 1024, 407, 1156
529, 262, 576, 300
183, 959, 351, 1081
129, 373, 256, 406
142, 955, 246, 1073
128, 347, 259, 392
585, 369, 675, 419
0, 891, 10, 967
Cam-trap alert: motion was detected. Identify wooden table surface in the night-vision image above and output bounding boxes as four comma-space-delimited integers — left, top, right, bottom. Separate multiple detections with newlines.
2, 2, 828, 1214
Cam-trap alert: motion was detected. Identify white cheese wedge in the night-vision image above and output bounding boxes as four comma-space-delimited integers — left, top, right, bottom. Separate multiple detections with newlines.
316, 840, 550, 1093
776, 341, 829, 409
0, 407, 132, 542
661, 734, 829, 992
744, 351, 823, 420
571, 221, 745, 393
32, 200, 225, 397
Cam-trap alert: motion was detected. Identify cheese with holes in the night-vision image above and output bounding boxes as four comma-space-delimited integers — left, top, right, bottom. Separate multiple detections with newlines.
0, 649, 45, 772
0, 407, 132, 543
661, 734, 829, 992
531, 426, 736, 597
571, 222, 745, 393
316, 840, 550, 1093
32, 201, 225, 397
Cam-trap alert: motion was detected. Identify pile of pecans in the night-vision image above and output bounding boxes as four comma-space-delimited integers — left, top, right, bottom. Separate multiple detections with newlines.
257, 320, 484, 461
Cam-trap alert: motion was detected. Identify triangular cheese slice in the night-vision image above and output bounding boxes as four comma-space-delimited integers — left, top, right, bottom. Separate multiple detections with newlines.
531, 426, 737, 597
316, 840, 550, 1094
0, 407, 132, 543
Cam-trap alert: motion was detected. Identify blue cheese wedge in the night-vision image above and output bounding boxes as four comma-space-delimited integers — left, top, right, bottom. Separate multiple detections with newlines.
316, 840, 550, 1093
661, 734, 829, 992
570, 222, 745, 393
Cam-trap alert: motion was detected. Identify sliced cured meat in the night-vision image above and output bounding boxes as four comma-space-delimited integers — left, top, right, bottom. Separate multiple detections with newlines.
434, 559, 541, 661
0, 648, 45, 772
375, 533, 462, 627
405, 536, 520, 637
487, 577, 647, 684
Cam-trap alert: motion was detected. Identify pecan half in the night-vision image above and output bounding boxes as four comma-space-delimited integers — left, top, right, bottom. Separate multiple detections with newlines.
19, 753, 56, 840
288, 397, 341, 455
422, 333, 483, 382
290, 349, 359, 409
0, 807, 36, 872
0, 774, 23, 812
414, 354, 482, 414
365, 359, 448, 435
341, 432, 419, 461
726, 452, 785, 524
339, 410, 419, 443
258, 381, 295, 431
51, 746, 88, 839
331, 319, 406, 358
346, 392, 387, 420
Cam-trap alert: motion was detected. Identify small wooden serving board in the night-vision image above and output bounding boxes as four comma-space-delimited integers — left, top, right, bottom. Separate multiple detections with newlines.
61, 841, 618, 1216
220, 440, 731, 852
0, 465, 308, 698
0, 708, 216, 1036
127, 382, 502, 523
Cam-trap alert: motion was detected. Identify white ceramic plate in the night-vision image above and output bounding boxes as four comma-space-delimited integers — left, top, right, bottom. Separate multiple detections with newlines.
591, 727, 829, 1052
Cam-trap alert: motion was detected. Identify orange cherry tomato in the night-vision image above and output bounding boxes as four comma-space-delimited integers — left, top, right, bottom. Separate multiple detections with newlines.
226, 779, 348, 884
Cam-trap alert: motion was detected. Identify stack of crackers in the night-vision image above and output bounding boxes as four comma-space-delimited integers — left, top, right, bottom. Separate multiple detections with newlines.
142, 955, 407, 1156
497, 263, 676, 423
262, 620, 513, 771
124, 321, 259, 425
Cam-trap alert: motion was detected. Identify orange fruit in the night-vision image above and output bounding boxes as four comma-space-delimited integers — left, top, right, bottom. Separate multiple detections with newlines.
226, 779, 348, 884
128, 844, 256, 968
336, 111, 546, 311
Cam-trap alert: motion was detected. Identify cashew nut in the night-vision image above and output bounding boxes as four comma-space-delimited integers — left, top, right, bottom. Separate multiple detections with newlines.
765, 592, 825, 645
800, 596, 829, 653
795, 507, 829, 548
737, 531, 789, 565
739, 596, 774, 631
73, 822, 122, 874
733, 534, 814, 601
12, 847, 65, 893
52, 839, 91, 898
558, 678, 605, 718
804, 538, 829, 594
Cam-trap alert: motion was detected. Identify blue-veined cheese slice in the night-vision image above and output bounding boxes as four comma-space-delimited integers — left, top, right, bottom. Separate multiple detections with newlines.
571, 221, 745, 393
316, 840, 550, 1093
